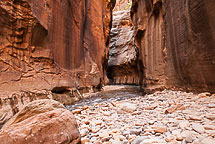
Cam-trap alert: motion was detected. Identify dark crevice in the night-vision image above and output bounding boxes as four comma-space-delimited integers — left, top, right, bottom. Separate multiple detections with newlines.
51, 87, 70, 94
153, 1, 162, 17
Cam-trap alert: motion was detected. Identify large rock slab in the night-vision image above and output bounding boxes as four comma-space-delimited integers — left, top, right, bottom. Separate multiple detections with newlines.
0, 99, 80, 144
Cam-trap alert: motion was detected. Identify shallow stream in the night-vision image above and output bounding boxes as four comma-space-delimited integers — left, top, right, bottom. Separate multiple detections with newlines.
66, 85, 144, 110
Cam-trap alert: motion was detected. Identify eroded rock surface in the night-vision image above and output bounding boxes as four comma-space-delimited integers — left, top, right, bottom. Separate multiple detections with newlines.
0, 0, 115, 93
0, 0, 115, 123
108, 10, 139, 85
0, 99, 80, 144
131, 0, 215, 93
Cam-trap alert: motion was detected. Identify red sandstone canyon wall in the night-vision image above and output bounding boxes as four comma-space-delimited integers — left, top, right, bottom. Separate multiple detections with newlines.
0, 0, 115, 124
131, 0, 215, 93
0, 0, 115, 95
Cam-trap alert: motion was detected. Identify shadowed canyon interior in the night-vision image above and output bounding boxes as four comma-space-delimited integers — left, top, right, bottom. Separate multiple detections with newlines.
0, 0, 215, 142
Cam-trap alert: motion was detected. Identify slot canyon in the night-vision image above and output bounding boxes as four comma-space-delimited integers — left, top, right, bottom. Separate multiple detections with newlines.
0, 0, 215, 143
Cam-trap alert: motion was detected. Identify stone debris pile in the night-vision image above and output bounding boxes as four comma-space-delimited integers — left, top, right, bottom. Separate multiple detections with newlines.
73, 90, 215, 144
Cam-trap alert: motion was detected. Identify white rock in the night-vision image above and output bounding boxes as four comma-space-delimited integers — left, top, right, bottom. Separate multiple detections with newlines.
185, 134, 193, 143
119, 102, 137, 113
192, 123, 205, 134
179, 121, 190, 129
80, 129, 89, 137
199, 137, 215, 144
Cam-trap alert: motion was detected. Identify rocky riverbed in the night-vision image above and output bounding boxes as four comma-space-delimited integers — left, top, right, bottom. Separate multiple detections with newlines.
71, 87, 215, 144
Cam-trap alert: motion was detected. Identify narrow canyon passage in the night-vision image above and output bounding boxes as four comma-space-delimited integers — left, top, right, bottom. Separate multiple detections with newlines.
0, 0, 215, 144
107, 1, 139, 85
69, 1, 215, 143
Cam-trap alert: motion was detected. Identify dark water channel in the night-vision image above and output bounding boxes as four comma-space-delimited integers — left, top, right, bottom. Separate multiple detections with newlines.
66, 85, 144, 111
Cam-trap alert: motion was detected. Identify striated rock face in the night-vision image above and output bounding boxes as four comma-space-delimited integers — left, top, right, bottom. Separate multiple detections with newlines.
0, 99, 80, 144
107, 10, 139, 85
0, 0, 115, 123
131, 0, 215, 92
0, 0, 115, 94
131, 0, 165, 92
164, 0, 215, 92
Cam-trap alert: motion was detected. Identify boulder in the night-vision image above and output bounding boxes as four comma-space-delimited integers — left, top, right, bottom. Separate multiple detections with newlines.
0, 99, 80, 144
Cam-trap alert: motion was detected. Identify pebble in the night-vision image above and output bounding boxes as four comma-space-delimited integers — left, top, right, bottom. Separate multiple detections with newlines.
81, 138, 90, 144
179, 121, 190, 129
132, 136, 149, 144
207, 104, 215, 108
80, 129, 88, 137
153, 126, 167, 133
176, 134, 184, 141
71, 89, 215, 144
119, 102, 137, 113
205, 114, 215, 120
200, 137, 215, 144
165, 135, 175, 142
185, 134, 193, 143
192, 123, 205, 134
189, 115, 202, 121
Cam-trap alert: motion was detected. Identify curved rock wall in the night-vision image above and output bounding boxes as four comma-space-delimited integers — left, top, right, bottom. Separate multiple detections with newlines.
0, 0, 115, 94
131, 0, 165, 92
0, 0, 115, 124
131, 0, 215, 93
164, 0, 215, 92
